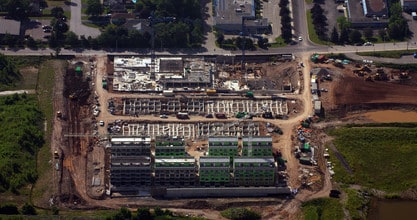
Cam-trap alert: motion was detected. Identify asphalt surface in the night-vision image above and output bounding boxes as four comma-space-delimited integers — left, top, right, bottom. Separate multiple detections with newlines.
69, 0, 101, 38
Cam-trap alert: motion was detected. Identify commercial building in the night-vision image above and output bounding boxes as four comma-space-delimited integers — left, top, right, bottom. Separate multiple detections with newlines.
242, 136, 272, 157
199, 157, 231, 186
213, 0, 270, 34
154, 136, 186, 157
154, 158, 196, 187
109, 137, 152, 192
233, 157, 276, 186
401, 0, 417, 12
346, 0, 389, 27
208, 137, 239, 156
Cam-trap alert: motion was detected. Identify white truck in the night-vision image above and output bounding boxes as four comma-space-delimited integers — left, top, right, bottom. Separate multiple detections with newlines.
412, 12, 417, 20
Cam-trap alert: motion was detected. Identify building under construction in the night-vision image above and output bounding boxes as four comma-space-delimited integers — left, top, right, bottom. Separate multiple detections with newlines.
233, 157, 276, 186
109, 137, 152, 192
154, 136, 186, 157
154, 158, 196, 187
208, 137, 239, 156
199, 157, 231, 186
242, 136, 272, 157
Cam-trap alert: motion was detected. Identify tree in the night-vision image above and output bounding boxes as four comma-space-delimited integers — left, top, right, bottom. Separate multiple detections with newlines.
339, 28, 349, 44
136, 207, 152, 220
258, 37, 269, 49
337, 16, 350, 31
330, 26, 339, 44
51, 206, 59, 215
113, 207, 131, 220
86, 0, 103, 17
4, 0, 30, 20
154, 207, 164, 216
349, 29, 363, 43
65, 31, 80, 47
363, 28, 373, 40
51, 7, 64, 18
0, 204, 19, 215
21, 203, 37, 215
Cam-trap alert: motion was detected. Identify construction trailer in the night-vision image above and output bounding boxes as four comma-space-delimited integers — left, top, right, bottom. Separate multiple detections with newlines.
109, 137, 152, 192
199, 157, 231, 186
154, 158, 196, 187
242, 136, 272, 156
233, 157, 276, 186
311, 82, 318, 94
208, 137, 239, 156
314, 101, 322, 114
154, 136, 185, 157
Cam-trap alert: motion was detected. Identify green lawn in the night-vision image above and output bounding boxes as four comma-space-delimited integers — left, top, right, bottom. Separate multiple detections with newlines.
302, 198, 344, 220
306, 11, 329, 45
269, 36, 288, 48
328, 126, 417, 192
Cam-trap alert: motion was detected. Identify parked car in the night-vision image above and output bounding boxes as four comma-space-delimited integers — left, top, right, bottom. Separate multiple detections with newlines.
363, 42, 373, 46
99, 121, 105, 126
159, 114, 168, 119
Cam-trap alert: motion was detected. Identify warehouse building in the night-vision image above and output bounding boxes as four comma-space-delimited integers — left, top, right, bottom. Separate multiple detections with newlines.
154, 158, 196, 187
154, 136, 185, 157
199, 157, 231, 186
208, 137, 239, 156
233, 157, 276, 186
242, 136, 272, 157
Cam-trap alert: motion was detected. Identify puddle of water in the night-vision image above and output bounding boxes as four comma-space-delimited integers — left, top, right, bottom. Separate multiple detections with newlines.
353, 110, 417, 123
368, 199, 417, 220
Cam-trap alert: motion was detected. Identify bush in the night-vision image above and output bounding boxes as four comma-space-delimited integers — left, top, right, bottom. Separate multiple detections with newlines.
21, 203, 37, 215
221, 207, 261, 220
0, 203, 19, 215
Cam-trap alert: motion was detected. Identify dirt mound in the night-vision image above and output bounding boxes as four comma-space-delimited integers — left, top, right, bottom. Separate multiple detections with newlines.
333, 76, 417, 106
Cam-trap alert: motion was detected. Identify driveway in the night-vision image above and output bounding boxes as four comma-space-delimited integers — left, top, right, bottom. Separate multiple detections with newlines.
70, 0, 101, 38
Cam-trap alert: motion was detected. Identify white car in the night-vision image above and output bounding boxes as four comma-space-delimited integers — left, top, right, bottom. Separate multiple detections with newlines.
99, 121, 105, 126
159, 114, 168, 119
298, 36, 303, 41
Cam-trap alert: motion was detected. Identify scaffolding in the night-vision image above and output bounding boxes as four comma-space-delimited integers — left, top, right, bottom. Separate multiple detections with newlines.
208, 137, 239, 156
199, 157, 231, 186
155, 136, 186, 157
154, 158, 196, 187
242, 136, 272, 157
233, 157, 276, 186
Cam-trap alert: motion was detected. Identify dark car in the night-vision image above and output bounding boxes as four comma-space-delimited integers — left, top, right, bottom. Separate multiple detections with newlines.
329, 190, 341, 198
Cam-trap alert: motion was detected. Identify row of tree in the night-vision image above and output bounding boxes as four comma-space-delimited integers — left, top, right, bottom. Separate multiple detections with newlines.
0, 203, 37, 215
280, 0, 292, 42
310, 1, 328, 41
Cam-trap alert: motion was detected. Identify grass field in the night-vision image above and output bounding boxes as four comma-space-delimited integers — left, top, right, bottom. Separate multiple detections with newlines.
328, 126, 417, 192
302, 198, 344, 220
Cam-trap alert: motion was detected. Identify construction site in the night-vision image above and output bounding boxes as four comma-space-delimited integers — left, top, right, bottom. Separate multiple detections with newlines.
48, 51, 417, 217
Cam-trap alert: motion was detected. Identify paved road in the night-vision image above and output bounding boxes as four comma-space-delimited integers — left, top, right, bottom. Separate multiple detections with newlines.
69, 0, 101, 38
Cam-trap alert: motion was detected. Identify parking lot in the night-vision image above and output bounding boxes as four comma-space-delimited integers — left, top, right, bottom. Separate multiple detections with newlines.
119, 121, 261, 139
119, 98, 288, 117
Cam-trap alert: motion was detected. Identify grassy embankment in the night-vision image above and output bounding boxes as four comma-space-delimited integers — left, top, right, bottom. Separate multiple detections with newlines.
328, 124, 417, 193
32, 60, 65, 209
357, 50, 415, 58
301, 198, 344, 220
